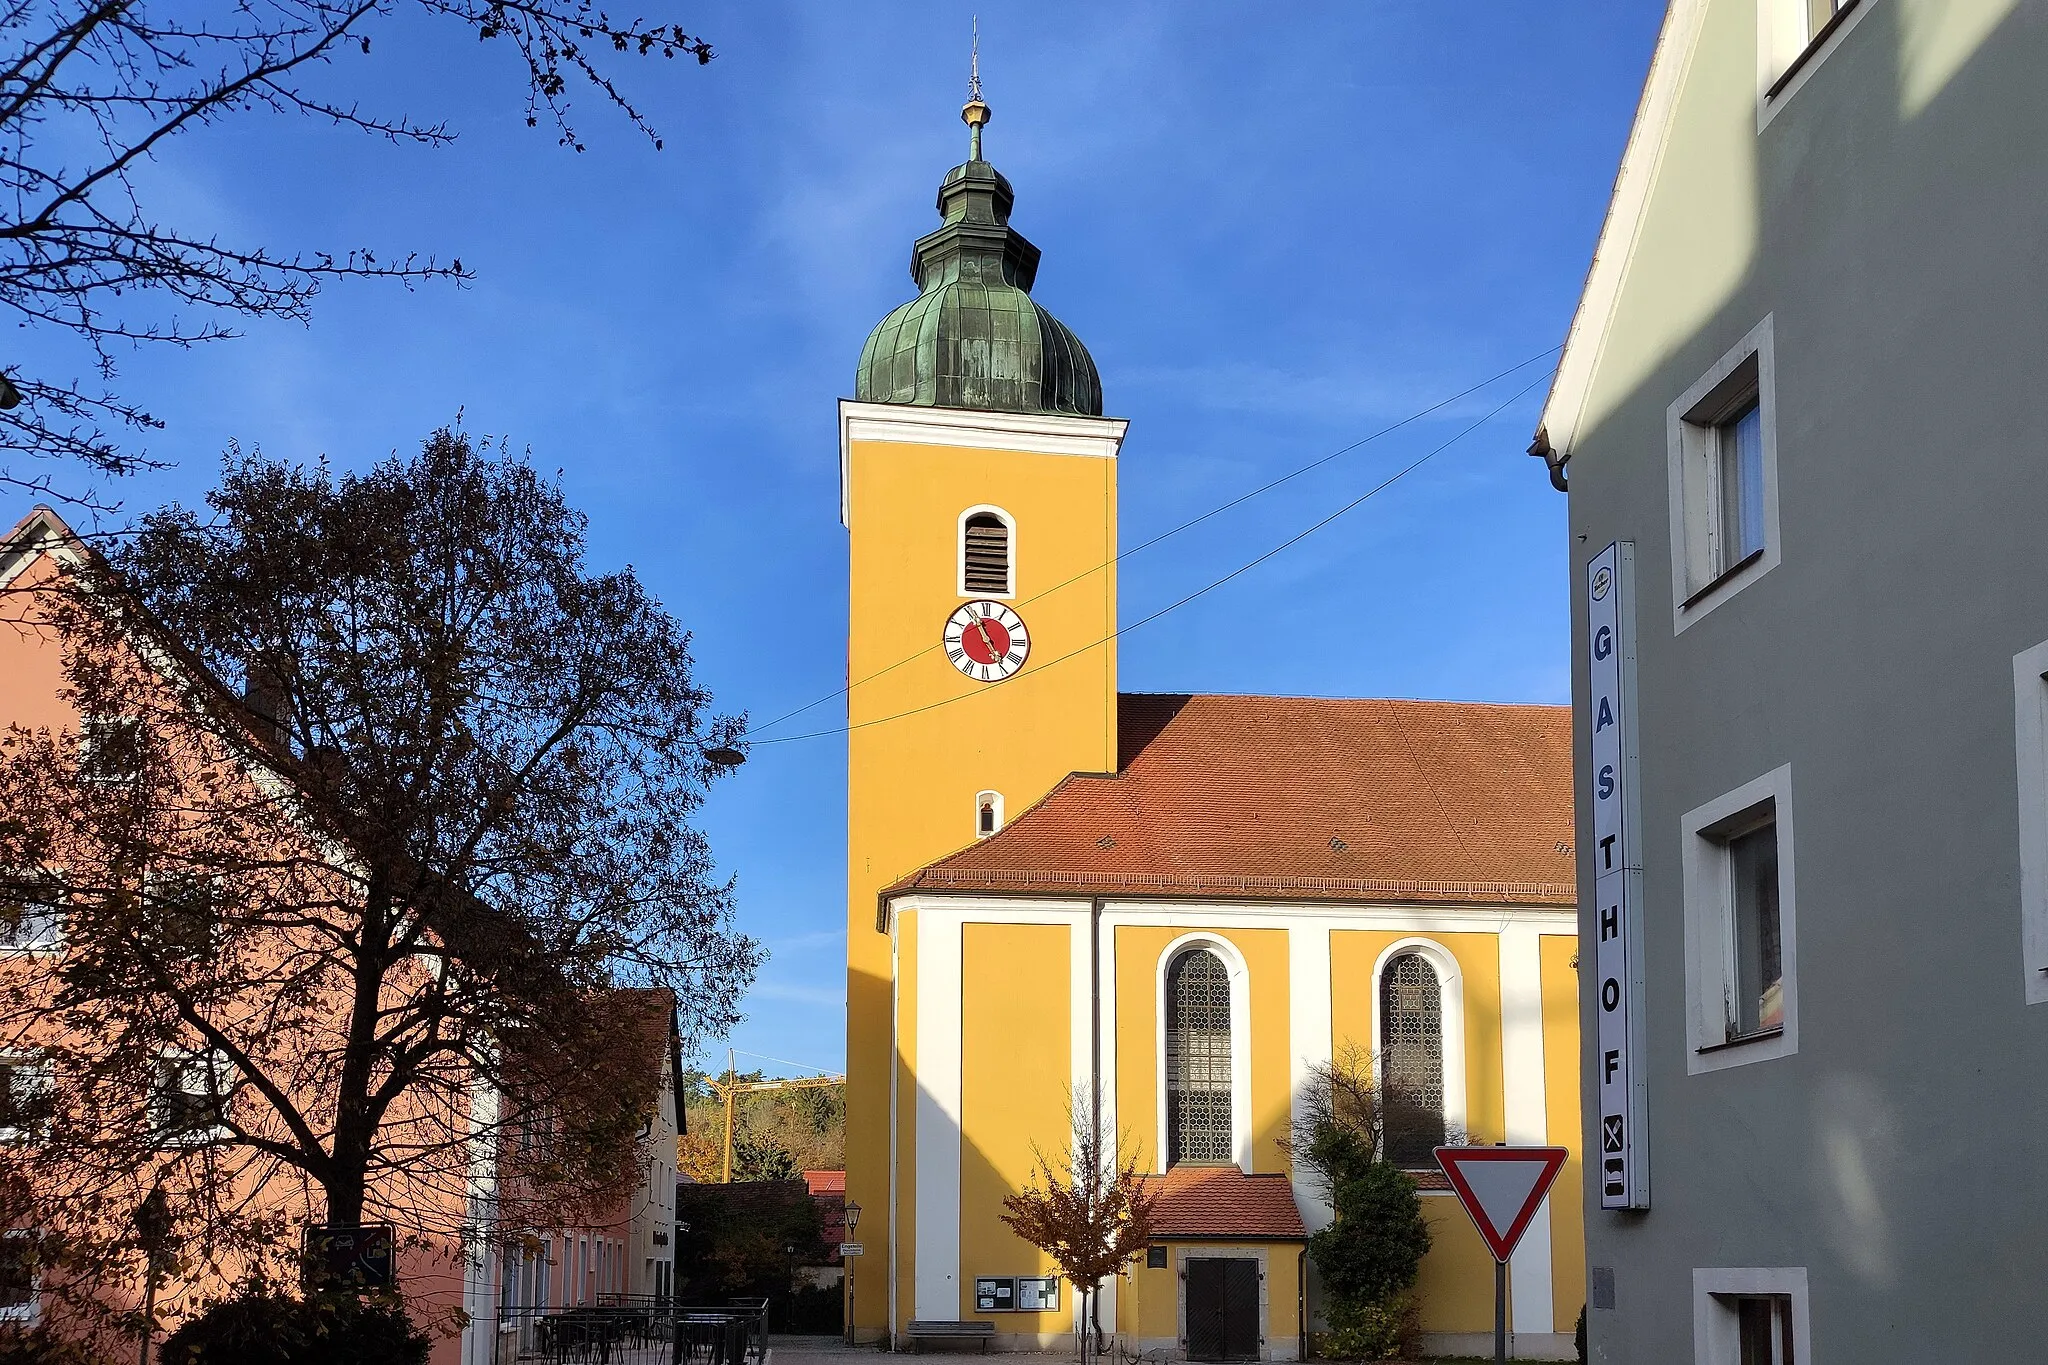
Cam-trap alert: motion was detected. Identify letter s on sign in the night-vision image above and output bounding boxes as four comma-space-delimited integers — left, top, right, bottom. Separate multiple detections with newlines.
1597, 765, 1615, 800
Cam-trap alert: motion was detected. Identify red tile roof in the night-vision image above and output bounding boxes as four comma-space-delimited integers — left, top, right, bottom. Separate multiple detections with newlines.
803, 1170, 846, 1195
1138, 1166, 1307, 1241
889, 694, 1574, 905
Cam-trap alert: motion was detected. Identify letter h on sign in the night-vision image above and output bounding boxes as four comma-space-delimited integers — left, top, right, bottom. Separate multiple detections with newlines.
1587, 543, 1649, 1210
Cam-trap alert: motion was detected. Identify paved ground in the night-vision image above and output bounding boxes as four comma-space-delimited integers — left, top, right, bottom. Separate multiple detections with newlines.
769, 1339, 1086, 1365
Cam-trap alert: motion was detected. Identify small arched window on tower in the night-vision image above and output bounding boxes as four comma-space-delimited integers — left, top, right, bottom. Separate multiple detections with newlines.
1165, 948, 1233, 1165
975, 791, 1004, 839
1380, 952, 1448, 1168
960, 509, 1014, 597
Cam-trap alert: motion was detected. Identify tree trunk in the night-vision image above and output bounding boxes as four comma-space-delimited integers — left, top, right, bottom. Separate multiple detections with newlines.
323, 881, 393, 1231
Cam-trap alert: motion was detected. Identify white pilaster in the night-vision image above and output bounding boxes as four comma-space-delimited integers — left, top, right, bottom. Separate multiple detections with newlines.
1499, 923, 1554, 1337
1288, 924, 1335, 1232
914, 912, 964, 1320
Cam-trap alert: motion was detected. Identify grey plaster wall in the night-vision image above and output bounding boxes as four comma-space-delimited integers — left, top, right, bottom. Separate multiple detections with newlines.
1562, 1, 2048, 1360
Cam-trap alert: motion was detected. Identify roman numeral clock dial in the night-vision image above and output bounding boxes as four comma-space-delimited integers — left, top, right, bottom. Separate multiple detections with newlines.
944, 601, 1030, 683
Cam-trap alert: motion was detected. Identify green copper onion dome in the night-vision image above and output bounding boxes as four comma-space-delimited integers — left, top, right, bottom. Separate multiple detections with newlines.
855, 98, 1103, 417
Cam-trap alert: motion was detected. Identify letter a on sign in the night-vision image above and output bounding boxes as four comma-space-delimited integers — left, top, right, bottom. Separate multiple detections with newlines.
1434, 1146, 1570, 1263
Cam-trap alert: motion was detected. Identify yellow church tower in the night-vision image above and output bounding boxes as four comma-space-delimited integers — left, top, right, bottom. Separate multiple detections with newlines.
840, 88, 1127, 1339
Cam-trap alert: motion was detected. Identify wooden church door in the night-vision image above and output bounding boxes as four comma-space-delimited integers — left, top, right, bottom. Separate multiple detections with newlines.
1185, 1258, 1261, 1361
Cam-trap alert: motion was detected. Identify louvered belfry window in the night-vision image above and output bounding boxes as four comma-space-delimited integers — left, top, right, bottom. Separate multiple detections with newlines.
962, 512, 1012, 595
1381, 953, 1447, 1168
1166, 948, 1233, 1165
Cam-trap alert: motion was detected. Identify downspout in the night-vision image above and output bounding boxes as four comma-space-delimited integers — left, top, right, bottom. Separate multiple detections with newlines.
1528, 426, 1569, 493
1297, 1247, 1308, 1364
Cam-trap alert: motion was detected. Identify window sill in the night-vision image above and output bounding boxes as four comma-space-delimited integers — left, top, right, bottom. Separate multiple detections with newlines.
1765, 0, 1863, 102
1680, 547, 1766, 611
1696, 1026, 1784, 1056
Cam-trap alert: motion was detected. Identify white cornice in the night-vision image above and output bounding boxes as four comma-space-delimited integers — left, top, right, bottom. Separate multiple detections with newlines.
0, 506, 82, 590
1539, 0, 1708, 460
881, 893, 1576, 935
837, 399, 1129, 528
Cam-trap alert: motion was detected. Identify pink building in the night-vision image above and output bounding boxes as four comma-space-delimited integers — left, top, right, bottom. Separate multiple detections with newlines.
0, 508, 680, 1364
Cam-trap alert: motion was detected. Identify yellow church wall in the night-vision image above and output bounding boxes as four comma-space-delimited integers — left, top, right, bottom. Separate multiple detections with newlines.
1414, 1196, 1502, 1330
1113, 924, 1163, 1171
958, 923, 1073, 1328
845, 428, 1119, 1335
1108, 925, 1290, 1172
1540, 934, 1586, 1330
1328, 928, 1505, 1337
1327, 929, 1505, 1143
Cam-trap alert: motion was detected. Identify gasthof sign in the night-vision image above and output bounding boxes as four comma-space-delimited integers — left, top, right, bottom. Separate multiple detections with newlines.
1588, 543, 1649, 1210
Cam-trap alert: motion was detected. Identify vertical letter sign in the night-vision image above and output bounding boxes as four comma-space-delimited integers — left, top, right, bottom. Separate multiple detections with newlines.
1588, 543, 1649, 1210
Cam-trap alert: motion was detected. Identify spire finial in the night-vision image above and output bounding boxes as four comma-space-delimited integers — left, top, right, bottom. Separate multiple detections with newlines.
962, 16, 991, 160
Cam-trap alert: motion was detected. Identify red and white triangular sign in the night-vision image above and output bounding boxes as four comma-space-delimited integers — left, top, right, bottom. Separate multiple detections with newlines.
1434, 1146, 1569, 1263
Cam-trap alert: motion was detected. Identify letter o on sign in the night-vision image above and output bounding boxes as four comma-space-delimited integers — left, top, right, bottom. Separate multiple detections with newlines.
1602, 977, 1621, 1012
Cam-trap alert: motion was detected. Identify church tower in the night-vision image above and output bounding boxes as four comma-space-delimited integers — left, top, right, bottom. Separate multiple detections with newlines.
840, 87, 1126, 1338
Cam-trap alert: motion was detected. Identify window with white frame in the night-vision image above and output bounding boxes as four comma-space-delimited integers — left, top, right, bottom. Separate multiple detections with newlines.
1668, 319, 1780, 629
78, 715, 142, 784
0, 1231, 38, 1324
151, 1047, 230, 1145
959, 508, 1014, 598
1164, 948, 1233, 1165
1378, 953, 1447, 1168
974, 790, 1004, 839
0, 878, 62, 953
1684, 766, 1799, 1072
1760, 0, 1870, 113
1695, 1268, 1809, 1365
0, 1055, 53, 1143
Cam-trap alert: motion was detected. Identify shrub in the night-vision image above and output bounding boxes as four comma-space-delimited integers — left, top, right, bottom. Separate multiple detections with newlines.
1317, 1293, 1418, 1362
1308, 1160, 1432, 1308
160, 1286, 428, 1365
1575, 1303, 1588, 1362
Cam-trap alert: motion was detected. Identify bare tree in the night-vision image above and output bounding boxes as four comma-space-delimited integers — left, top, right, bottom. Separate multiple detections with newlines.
0, 2, 715, 510
0, 426, 757, 1338
1000, 1091, 1155, 1363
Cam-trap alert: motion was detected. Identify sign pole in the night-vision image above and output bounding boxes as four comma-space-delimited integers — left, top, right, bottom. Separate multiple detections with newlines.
1493, 1258, 1507, 1365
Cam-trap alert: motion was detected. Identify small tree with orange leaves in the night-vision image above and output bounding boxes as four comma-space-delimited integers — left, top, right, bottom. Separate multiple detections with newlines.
1000, 1090, 1155, 1362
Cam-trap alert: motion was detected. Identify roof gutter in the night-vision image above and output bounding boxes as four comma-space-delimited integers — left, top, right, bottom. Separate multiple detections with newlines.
1528, 426, 1568, 494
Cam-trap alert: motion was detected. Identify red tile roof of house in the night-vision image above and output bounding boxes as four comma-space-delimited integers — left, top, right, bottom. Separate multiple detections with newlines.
1138, 1166, 1307, 1241
803, 1170, 846, 1195
888, 694, 1573, 905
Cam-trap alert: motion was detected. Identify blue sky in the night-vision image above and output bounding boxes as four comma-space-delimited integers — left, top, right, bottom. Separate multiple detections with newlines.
21, 3, 1661, 1077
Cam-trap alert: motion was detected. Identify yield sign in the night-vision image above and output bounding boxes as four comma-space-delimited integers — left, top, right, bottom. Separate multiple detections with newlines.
1434, 1146, 1569, 1263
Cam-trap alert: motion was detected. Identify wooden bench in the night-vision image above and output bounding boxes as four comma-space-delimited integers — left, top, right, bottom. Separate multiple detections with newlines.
905, 1320, 996, 1353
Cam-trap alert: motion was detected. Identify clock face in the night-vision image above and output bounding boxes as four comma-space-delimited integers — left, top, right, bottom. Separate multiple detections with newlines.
945, 601, 1030, 683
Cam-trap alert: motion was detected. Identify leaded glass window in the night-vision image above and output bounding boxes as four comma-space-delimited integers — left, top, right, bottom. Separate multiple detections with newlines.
1380, 952, 1446, 1168
1165, 948, 1232, 1165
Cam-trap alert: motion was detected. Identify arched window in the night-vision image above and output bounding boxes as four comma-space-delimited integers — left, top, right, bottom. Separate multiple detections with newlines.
1165, 948, 1233, 1165
975, 790, 1003, 838
961, 510, 1013, 596
1380, 952, 1447, 1167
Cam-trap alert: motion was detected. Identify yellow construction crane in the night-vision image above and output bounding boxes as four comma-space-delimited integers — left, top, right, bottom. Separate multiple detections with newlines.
709, 1048, 845, 1183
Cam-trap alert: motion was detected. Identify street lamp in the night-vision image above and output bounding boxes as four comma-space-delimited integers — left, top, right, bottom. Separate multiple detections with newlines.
842, 1199, 862, 1347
